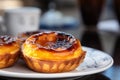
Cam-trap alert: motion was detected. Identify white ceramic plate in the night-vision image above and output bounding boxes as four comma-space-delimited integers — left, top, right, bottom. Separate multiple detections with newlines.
0, 47, 113, 79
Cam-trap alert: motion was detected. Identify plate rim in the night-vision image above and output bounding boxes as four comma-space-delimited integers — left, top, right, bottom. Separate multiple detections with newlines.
0, 46, 114, 79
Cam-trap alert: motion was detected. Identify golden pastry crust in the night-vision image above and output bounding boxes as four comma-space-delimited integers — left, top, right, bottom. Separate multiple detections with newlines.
0, 35, 20, 68
22, 31, 86, 73
23, 52, 85, 73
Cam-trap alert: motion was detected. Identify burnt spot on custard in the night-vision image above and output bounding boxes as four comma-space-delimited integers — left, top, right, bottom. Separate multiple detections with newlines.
26, 31, 79, 52
0, 35, 17, 46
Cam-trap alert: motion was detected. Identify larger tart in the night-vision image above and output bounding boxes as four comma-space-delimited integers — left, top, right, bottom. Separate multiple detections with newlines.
22, 31, 86, 73
0, 35, 20, 68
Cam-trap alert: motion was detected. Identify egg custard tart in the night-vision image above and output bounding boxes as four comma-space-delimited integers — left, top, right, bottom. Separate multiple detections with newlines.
18, 30, 45, 44
0, 35, 20, 68
22, 31, 86, 73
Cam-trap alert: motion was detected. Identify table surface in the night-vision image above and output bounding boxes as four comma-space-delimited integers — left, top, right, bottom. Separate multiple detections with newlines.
75, 65, 120, 80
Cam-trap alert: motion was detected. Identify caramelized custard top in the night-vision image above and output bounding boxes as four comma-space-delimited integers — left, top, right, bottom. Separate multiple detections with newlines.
0, 35, 20, 55
0, 35, 16, 46
26, 31, 76, 51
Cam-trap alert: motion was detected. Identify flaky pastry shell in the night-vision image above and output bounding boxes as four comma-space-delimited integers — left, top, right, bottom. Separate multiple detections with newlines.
0, 51, 20, 68
23, 51, 85, 73
22, 31, 86, 73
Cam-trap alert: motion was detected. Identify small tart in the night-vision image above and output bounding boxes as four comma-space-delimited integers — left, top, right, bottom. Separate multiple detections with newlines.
18, 30, 45, 44
0, 35, 20, 68
22, 31, 86, 73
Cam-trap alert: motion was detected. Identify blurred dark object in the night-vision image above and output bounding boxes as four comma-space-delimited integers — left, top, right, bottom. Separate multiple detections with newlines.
113, 0, 120, 24
78, 0, 105, 28
113, 36, 120, 65
81, 30, 103, 50
54, 0, 76, 9
22, 0, 54, 13
75, 74, 110, 80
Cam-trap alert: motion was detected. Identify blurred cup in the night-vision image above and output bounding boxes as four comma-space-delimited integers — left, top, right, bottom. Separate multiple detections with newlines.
3, 7, 41, 36
78, 0, 104, 28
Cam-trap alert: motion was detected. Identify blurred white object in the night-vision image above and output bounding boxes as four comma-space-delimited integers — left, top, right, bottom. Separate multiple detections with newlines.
97, 20, 119, 55
97, 20, 119, 32
3, 7, 41, 36
41, 2, 63, 28
40, 2, 78, 29
41, 10, 63, 27
0, 16, 6, 35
